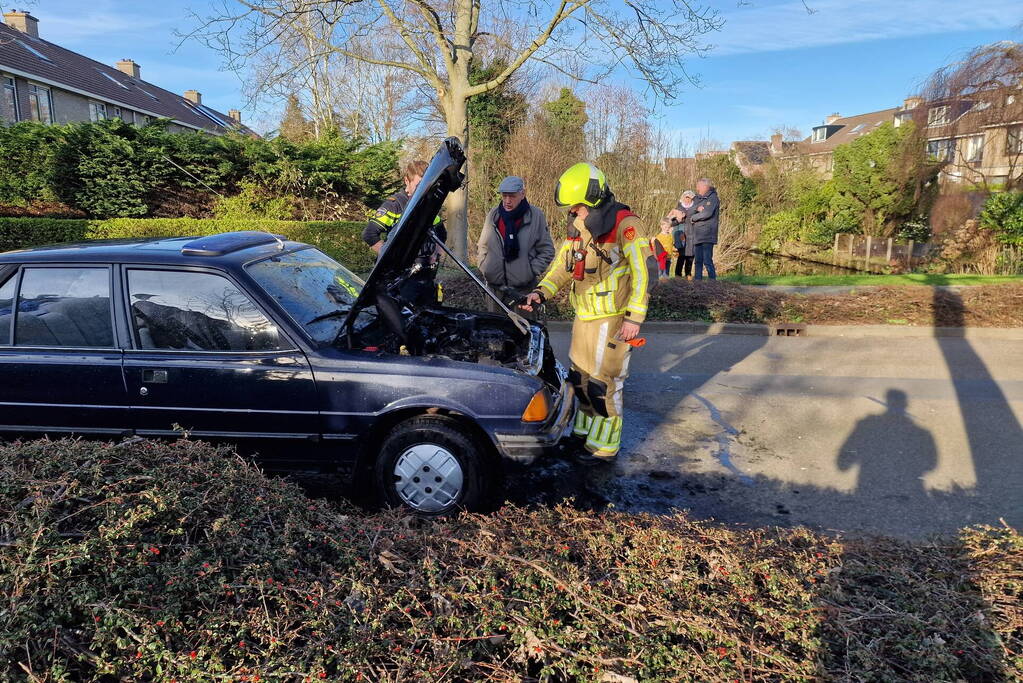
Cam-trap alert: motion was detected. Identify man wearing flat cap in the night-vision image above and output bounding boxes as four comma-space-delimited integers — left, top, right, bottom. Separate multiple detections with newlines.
476, 176, 555, 313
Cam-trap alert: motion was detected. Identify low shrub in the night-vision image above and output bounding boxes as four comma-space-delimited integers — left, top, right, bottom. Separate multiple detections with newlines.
0, 217, 374, 273
1, 438, 1019, 680
0, 218, 89, 252
979, 190, 1023, 246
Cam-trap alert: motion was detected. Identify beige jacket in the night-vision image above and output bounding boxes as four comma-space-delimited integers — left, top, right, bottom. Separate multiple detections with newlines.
537, 211, 652, 323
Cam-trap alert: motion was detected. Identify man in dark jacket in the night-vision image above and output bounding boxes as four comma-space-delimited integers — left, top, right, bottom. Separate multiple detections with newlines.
690, 178, 719, 280
476, 176, 555, 312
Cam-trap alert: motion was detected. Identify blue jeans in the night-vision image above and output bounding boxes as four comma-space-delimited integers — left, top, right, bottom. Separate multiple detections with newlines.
694, 243, 716, 280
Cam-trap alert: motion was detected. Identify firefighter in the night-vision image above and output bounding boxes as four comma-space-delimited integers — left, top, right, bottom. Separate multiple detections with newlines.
363, 160, 447, 305
521, 163, 653, 462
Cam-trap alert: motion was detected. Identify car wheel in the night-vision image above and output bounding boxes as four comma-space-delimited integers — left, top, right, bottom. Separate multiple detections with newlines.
374, 416, 493, 515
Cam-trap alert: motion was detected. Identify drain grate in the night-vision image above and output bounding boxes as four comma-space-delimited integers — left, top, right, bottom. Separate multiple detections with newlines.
774, 324, 806, 337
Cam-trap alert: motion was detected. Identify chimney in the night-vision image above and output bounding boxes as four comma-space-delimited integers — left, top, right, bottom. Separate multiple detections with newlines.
770, 133, 783, 154
228, 109, 242, 124
183, 90, 202, 105
903, 96, 924, 110
116, 59, 140, 79
825, 112, 841, 125
3, 10, 39, 38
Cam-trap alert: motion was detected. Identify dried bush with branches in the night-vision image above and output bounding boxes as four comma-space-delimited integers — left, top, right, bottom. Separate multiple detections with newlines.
2, 438, 1020, 681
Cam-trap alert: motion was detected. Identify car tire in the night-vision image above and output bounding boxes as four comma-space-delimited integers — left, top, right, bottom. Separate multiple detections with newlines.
374, 416, 493, 516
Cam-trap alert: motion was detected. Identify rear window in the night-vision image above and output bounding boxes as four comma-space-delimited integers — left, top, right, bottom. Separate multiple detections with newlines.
14, 267, 113, 347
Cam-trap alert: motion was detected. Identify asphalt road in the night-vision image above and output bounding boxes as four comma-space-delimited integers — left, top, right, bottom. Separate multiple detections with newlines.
506, 325, 1023, 539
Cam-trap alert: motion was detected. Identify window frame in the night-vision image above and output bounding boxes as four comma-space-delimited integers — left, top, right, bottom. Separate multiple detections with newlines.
2, 75, 19, 123
120, 265, 298, 355
927, 138, 954, 162
8, 264, 117, 350
1007, 126, 1023, 156
961, 134, 985, 164
89, 101, 107, 122
0, 265, 19, 346
927, 105, 949, 127
27, 83, 53, 124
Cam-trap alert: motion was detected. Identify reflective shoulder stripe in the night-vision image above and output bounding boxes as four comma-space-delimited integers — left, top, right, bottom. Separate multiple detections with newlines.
623, 240, 649, 315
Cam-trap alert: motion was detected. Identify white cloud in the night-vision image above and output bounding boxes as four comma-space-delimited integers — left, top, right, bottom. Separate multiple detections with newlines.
708, 0, 1021, 55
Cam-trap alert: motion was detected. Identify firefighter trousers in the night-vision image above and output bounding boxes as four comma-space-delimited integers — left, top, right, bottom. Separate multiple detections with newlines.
567, 315, 632, 458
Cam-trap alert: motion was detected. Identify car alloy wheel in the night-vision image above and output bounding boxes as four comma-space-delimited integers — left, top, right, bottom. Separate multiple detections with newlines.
392, 443, 464, 513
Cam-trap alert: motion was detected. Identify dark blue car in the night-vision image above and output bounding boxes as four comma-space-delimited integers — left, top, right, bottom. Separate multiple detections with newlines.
0, 139, 574, 514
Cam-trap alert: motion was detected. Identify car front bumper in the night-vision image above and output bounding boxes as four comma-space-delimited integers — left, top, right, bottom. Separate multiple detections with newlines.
492, 371, 576, 464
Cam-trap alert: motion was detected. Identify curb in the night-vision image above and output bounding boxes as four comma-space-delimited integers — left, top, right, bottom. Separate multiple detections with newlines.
543, 320, 1023, 340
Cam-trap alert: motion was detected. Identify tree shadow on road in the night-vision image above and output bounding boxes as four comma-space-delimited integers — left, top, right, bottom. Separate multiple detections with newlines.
932, 287, 1023, 524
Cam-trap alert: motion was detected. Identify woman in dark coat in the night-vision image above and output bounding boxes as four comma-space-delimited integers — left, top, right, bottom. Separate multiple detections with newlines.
671, 190, 696, 279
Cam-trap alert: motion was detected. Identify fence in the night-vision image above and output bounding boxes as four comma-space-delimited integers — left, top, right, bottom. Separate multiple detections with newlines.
832, 233, 937, 273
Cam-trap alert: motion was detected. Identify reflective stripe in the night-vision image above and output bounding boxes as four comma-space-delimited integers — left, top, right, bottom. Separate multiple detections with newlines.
539, 242, 573, 296
573, 410, 592, 436
624, 240, 649, 317
593, 321, 609, 372
375, 211, 401, 227
585, 415, 622, 453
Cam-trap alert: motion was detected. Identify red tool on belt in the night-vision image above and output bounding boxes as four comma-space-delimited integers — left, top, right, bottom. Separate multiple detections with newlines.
624, 337, 646, 348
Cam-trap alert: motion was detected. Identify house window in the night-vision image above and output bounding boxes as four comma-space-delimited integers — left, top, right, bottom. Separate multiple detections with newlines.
894, 111, 913, 128
89, 101, 107, 122
112, 107, 122, 120
812, 127, 827, 142
927, 105, 949, 126
27, 84, 52, 124
926, 138, 954, 161
961, 135, 984, 163
2, 76, 18, 122
1007, 126, 1023, 156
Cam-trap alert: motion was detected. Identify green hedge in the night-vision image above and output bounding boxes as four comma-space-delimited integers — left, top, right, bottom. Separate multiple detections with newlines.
0, 217, 373, 272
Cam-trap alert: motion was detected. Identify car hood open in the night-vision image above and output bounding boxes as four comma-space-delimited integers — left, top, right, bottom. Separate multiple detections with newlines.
341, 137, 528, 343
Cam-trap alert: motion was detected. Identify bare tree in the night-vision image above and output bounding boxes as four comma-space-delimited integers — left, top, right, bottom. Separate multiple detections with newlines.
917, 41, 1023, 191
185, 0, 722, 258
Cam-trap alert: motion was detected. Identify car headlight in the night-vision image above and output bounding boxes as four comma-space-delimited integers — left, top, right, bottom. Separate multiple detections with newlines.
521, 388, 550, 422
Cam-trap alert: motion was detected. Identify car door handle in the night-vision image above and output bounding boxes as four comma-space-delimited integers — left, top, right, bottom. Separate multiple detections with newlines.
142, 369, 169, 384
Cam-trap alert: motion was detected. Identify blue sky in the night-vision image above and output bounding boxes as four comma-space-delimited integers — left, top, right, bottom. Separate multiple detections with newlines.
11, 0, 1023, 144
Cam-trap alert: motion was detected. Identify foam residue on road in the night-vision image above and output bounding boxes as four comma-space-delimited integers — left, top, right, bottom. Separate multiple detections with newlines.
692, 392, 754, 485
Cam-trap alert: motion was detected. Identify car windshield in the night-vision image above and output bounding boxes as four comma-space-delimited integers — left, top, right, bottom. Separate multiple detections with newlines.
246, 247, 364, 344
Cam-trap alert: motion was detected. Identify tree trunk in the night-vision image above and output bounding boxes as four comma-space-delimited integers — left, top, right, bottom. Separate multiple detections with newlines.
443, 87, 470, 261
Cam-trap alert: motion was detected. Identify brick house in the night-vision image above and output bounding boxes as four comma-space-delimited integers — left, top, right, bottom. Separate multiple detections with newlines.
900, 88, 1023, 188
0, 10, 254, 135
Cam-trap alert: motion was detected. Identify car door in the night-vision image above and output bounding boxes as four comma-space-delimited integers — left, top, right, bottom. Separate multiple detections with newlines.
120, 266, 319, 440
0, 264, 129, 435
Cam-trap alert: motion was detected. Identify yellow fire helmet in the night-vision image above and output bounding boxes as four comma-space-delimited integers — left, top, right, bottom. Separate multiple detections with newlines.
554, 162, 608, 208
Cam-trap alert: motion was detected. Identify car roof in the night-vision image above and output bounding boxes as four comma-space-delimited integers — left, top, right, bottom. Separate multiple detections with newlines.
0, 232, 311, 268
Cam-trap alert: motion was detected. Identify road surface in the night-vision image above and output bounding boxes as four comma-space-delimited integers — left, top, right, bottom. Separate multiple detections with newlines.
506, 326, 1023, 539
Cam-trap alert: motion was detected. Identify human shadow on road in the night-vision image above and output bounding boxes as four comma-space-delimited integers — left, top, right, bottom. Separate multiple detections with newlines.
837, 389, 937, 502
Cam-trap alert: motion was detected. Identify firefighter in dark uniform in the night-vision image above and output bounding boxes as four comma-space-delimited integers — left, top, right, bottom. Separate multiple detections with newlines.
521, 163, 653, 462
363, 160, 447, 305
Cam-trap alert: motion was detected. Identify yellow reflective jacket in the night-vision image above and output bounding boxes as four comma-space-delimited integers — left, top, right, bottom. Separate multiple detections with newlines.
537, 209, 653, 324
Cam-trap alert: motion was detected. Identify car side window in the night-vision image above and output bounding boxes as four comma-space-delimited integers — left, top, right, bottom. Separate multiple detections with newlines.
14, 267, 114, 348
0, 273, 15, 345
127, 269, 282, 352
